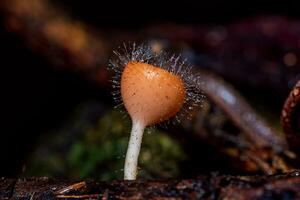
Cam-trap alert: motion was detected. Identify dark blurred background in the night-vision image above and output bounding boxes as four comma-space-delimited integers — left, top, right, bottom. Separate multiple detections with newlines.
54, 0, 300, 27
1, 0, 300, 179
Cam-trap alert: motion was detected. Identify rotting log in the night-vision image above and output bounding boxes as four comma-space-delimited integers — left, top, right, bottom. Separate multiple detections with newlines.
2, 170, 300, 199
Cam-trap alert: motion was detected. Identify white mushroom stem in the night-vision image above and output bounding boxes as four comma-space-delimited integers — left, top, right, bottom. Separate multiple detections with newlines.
124, 120, 145, 180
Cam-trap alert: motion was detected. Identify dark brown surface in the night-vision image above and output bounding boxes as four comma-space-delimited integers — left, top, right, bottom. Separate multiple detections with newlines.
1, 171, 300, 199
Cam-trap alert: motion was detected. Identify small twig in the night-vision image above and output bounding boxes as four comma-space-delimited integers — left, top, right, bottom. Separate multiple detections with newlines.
29, 192, 35, 200
244, 151, 275, 175
196, 69, 287, 151
55, 181, 86, 195
56, 194, 100, 199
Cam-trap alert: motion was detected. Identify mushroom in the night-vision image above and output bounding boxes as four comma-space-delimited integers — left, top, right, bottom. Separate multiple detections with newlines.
109, 44, 203, 180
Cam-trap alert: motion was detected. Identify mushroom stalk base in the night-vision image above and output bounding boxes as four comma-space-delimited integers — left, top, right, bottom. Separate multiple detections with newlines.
124, 120, 145, 180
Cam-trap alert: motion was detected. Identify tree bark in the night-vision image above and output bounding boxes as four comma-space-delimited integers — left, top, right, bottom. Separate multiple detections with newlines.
1, 171, 300, 199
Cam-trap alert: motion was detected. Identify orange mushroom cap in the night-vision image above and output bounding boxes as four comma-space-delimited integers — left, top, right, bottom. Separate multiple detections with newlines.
121, 61, 186, 126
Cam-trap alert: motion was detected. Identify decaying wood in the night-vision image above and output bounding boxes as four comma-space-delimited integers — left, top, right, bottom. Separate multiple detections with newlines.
281, 80, 300, 153
1, 171, 300, 199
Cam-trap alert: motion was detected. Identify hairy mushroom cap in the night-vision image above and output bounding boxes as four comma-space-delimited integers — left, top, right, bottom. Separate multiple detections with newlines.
121, 61, 186, 126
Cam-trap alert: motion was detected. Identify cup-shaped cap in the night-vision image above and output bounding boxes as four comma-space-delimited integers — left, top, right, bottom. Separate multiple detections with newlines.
121, 61, 186, 126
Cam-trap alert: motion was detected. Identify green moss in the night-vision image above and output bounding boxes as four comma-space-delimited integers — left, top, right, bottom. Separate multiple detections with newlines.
26, 104, 186, 180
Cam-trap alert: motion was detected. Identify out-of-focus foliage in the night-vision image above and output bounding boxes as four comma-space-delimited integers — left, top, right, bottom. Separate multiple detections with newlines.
26, 103, 186, 180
